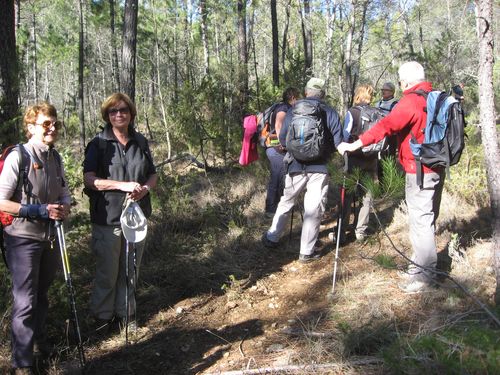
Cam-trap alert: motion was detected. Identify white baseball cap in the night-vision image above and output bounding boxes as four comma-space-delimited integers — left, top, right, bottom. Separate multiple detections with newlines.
120, 200, 147, 243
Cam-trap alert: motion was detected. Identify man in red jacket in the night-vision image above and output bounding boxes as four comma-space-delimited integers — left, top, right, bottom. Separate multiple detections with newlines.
337, 61, 445, 293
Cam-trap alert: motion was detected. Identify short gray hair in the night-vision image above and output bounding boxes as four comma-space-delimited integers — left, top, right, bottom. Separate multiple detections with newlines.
398, 61, 425, 85
305, 87, 325, 99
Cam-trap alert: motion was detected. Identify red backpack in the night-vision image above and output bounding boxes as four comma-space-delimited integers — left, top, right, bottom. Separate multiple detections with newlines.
0, 144, 29, 226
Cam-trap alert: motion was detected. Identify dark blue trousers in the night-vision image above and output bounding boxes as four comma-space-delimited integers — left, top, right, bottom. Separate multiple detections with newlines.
4, 233, 58, 368
265, 147, 285, 214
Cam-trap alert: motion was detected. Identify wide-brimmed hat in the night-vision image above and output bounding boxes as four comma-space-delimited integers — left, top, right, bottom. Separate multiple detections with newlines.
120, 200, 147, 243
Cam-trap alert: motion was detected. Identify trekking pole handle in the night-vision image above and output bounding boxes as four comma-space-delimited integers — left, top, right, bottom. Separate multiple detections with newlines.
343, 152, 349, 174
54, 220, 71, 279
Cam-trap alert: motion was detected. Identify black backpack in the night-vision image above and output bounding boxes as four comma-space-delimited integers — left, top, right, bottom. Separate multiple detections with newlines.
286, 99, 328, 163
350, 105, 387, 157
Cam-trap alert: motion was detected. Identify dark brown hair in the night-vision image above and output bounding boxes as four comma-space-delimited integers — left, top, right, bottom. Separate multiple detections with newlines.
100, 92, 137, 124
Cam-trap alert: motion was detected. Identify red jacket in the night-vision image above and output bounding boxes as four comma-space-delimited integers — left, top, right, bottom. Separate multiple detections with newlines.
359, 81, 435, 174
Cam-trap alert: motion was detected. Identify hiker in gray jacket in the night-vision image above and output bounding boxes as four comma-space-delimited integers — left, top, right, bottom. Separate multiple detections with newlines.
0, 103, 71, 374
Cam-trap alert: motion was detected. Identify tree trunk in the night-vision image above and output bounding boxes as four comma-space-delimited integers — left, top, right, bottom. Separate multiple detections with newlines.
31, 12, 38, 101
109, 0, 120, 92
271, 0, 279, 86
325, 0, 337, 88
121, 0, 138, 102
300, 0, 313, 76
0, 0, 20, 146
344, 1, 355, 108
14, 0, 20, 32
475, 0, 500, 306
281, 0, 291, 82
77, 0, 85, 150
237, 0, 248, 116
200, 0, 210, 76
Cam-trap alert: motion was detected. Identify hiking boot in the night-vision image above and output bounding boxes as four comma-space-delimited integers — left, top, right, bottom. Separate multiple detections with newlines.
261, 233, 279, 248
355, 233, 366, 242
328, 231, 346, 245
398, 279, 432, 294
13, 367, 34, 375
264, 212, 275, 219
298, 253, 321, 263
33, 340, 54, 359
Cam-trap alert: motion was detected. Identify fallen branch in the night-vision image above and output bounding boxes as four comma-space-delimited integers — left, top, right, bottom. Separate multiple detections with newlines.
280, 328, 334, 338
155, 153, 205, 169
204, 357, 383, 375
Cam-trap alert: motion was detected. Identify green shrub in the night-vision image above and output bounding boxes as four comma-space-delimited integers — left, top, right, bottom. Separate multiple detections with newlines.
383, 324, 500, 374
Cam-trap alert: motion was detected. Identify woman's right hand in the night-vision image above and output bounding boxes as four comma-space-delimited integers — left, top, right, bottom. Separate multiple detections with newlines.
120, 181, 141, 193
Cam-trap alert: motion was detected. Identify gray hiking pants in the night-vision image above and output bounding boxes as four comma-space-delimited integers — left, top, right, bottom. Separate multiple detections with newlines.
405, 171, 445, 282
267, 172, 329, 256
90, 224, 145, 320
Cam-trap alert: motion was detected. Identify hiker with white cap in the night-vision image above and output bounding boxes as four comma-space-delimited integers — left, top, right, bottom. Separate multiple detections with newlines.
83, 93, 157, 334
261, 77, 343, 263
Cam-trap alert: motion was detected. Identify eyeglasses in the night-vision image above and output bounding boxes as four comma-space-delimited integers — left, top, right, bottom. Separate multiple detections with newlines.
108, 107, 130, 116
35, 120, 62, 130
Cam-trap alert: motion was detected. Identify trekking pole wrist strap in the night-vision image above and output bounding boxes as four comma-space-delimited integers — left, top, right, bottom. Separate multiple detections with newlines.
18, 204, 49, 220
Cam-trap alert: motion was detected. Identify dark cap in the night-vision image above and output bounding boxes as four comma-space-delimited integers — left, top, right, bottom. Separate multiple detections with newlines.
452, 85, 464, 98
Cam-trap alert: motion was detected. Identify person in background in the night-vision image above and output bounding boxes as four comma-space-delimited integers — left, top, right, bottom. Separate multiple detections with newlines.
261, 78, 343, 263
337, 61, 445, 294
83, 93, 157, 333
451, 85, 464, 102
376, 82, 399, 114
331, 84, 378, 243
264, 87, 300, 218
376, 81, 399, 162
0, 103, 71, 375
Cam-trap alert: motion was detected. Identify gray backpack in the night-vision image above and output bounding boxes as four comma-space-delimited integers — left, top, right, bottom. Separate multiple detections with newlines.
286, 100, 328, 163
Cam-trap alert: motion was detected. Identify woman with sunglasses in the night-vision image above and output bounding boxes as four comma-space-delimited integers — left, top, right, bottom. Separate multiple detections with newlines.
0, 103, 71, 374
83, 93, 157, 334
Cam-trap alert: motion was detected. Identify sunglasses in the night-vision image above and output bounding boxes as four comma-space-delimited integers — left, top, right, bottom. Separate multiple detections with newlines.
35, 120, 62, 130
108, 107, 130, 115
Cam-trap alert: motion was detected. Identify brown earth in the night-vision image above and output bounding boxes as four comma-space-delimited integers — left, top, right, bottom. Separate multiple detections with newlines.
1, 168, 496, 375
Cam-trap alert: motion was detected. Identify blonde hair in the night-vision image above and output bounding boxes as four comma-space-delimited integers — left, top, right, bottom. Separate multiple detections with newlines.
101, 92, 137, 125
353, 84, 374, 106
23, 102, 58, 138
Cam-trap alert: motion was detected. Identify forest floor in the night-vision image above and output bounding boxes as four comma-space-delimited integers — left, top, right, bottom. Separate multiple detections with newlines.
0, 163, 498, 374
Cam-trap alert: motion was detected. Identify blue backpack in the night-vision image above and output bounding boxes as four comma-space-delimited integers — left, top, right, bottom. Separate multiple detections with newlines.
409, 90, 466, 189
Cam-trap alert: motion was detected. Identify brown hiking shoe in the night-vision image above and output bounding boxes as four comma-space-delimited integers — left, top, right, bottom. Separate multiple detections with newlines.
13, 367, 35, 375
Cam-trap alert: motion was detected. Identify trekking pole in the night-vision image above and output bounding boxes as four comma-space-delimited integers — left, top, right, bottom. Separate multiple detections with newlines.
54, 220, 86, 371
133, 244, 138, 328
125, 238, 130, 345
328, 153, 348, 301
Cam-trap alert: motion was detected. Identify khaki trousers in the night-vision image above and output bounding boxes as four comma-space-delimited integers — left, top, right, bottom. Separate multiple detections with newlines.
267, 172, 329, 255
90, 224, 145, 320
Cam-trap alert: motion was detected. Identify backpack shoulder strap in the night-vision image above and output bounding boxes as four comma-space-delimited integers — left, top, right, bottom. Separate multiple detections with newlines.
15, 144, 34, 203
52, 149, 66, 187
133, 131, 154, 165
